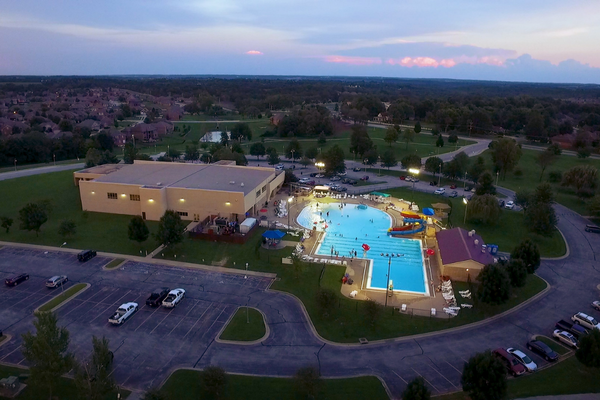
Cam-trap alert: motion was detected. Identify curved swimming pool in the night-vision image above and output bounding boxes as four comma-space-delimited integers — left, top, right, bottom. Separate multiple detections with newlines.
297, 203, 429, 294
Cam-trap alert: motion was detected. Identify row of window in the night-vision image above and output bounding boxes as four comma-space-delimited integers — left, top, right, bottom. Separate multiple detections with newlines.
107, 193, 140, 201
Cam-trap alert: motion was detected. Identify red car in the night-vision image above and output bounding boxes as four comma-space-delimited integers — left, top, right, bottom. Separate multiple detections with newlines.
493, 348, 527, 377
450, 184, 457, 189
399, 176, 406, 180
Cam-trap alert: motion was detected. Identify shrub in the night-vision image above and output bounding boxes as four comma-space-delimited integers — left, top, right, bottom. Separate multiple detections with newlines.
548, 170, 562, 183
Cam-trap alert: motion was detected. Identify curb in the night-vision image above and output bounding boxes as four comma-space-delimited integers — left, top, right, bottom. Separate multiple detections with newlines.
541, 227, 570, 261
102, 259, 127, 271
0, 334, 12, 348
214, 306, 270, 346
34, 283, 90, 313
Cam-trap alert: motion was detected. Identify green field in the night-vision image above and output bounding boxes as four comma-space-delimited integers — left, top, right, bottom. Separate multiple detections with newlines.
37, 283, 87, 312
0, 364, 129, 400
0, 171, 159, 255
383, 187, 566, 257
159, 369, 388, 400
219, 307, 266, 342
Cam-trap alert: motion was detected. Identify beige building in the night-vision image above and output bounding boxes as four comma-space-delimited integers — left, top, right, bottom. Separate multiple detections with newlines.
74, 160, 284, 222
435, 227, 494, 281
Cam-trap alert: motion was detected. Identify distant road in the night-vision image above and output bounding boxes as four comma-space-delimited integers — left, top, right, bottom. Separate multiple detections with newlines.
0, 163, 85, 182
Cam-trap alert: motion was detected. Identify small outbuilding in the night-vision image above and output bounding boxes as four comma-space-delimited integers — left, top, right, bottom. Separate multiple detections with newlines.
435, 227, 494, 281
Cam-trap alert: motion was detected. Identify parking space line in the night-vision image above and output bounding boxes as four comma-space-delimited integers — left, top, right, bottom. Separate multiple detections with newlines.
167, 299, 199, 336
429, 364, 459, 388
391, 370, 407, 384
0, 346, 22, 362
183, 303, 213, 339
149, 310, 174, 335
446, 361, 463, 374
134, 306, 163, 332
411, 368, 439, 393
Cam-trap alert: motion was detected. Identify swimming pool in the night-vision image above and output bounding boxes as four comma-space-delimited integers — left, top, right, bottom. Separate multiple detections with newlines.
297, 203, 429, 295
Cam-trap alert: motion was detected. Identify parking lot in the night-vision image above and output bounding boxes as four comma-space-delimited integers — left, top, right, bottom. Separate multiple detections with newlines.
0, 246, 273, 390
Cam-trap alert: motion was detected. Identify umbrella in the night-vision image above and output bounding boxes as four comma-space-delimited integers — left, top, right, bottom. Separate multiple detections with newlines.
362, 243, 370, 251
426, 248, 435, 256
422, 208, 435, 216
260, 208, 268, 213
262, 230, 286, 239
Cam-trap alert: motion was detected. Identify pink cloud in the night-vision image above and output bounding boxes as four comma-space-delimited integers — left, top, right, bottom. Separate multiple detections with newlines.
324, 55, 382, 66
246, 50, 263, 55
387, 56, 454, 68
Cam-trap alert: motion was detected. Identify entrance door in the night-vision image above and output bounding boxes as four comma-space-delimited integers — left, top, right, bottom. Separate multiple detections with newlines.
142, 212, 146, 220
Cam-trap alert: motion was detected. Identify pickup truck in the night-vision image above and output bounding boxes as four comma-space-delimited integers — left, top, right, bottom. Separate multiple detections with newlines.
555, 319, 589, 338
108, 302, 138, 325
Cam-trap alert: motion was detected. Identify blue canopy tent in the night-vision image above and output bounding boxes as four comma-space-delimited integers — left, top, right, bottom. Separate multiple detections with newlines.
262, 229, 286, 249
262, 230, 286, 239
422, 208, 435, 216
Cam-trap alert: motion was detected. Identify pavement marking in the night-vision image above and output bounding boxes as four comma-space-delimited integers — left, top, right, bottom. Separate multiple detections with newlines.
182, 303, 213, 339
149, 309, 174, 335
446, 361, 463, 374
134, 305, 164, 332
428, 364, 459, 388
1, 345, 23, 362
167, 299, 200, 336
411, 367, 439, 393
391, 370, 407, 384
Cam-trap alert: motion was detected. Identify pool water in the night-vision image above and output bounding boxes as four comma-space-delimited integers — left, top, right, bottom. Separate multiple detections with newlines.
297, 203, 428, 294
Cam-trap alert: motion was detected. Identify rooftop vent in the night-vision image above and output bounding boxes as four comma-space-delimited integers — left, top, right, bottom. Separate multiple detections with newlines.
156, 182, 162, 186
240, 182, 244, 187
229, 181, 235, 184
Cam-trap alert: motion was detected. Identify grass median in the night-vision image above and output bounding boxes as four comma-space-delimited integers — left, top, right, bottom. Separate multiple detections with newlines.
104, 258, 125, 270
220, 307, 266, 342
160, 369, 388, 400
37, 283, 87, 312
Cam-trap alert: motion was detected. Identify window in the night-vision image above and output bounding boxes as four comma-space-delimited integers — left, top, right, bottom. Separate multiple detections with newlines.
107, 192, 117, 199
130, 194, 140, 201
256, 190, 261, 197
262, 185, 267, 193
177, 211, 188, 217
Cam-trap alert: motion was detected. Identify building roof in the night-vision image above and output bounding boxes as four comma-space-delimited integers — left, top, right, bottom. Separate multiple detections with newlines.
436, 227, 494, 267
83, 161, 276, 195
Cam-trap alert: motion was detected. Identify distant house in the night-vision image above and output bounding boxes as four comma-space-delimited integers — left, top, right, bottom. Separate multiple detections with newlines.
46, 131, 73, 140
166, 105, 183, 121
435, 227, 494, 281
270, 112, 285, 126
131, 123, 157, 142
77, 119, 101, 132
154, 121, 174, 136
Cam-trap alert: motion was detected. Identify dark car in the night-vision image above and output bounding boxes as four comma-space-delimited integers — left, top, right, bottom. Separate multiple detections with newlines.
361, 175, 369, 181
585, 225, 600, 234
450, 184, 457, 189
399, 175, 406, 180
353, 167, 362, 172
309, 172, 318, 177
78, 249, 97, 262
464, 185, 473, 191
146, 287, 170, 307
497, 255, 509, 265
527, 340, 559, 362
555, 319, 589, 339
493, 348, 527, 377
5, 273, 29, 287
429, 181, 437, 186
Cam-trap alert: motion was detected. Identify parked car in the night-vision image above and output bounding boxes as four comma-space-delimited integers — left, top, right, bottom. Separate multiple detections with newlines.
553, 330, 578, 348
46, 275, 68, 288
146, 287, 170, 307
412, 178, 420, 183
450, 184, 457, 189
505, 201, 515, 210
353, 167, 362, 172
449, 191, 458, 198
555, 319, 589, 339
361, 175, 369, 181
162, 288, 186, 308
429, 181, 437, 186
492, 348, 527, 377
464, 185, 473, 191
315, 174, 325, 178
337, 172, 347, 176
507, 348, 537, 372
498, 199, 505, 208
572, 312, 600, 330
275, 164, 284, 171
399, 175, 406, 180
405, 176, 413, 182
585, 225, 600, 233
330, 176, 341, 181
497, 255, 509, 265
434, 188, 446, 195
5, 273, 29, 287
108, 302, 138, 325
347, 179, 357, 185
592, 300, 600, 311
527, 339, 558, 361
309, 172, 318, 177
77, 249, 97, 262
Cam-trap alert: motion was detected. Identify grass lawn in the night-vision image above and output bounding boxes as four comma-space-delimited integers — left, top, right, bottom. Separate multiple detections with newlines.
104, 258, 125, 269
435, 356, 600, 400
37, 283, 87, 312
219, 307, 266, 342
0, 171, 159, 255
0, 364, 130, 400
536, 335, 570, 355
159, 369, 388, 400
382, 187, 566, 257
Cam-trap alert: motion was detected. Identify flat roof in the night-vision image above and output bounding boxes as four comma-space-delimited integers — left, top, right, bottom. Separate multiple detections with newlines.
86, 161, 276, 195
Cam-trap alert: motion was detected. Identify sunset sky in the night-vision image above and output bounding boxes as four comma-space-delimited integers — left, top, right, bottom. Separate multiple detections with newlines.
2, 0, 600, 83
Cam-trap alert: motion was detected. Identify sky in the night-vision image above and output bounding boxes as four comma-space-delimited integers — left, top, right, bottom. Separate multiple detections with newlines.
1, 0, 600, 84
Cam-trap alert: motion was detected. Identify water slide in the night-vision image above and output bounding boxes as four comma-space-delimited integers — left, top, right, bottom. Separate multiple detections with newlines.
387, 211, 426, 235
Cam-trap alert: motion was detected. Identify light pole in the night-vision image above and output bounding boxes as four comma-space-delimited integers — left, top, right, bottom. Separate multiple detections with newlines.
288, 197, 293, 228
53, 154, 56, 166
438, 163, 442, 186
496, 171, 499, 186
14, 159, 17, 172
408, 168, 420, 192
463, 197, 468, 224
60, 242, 67, 292
378, 156, 382, 176
363, 158, 368, 173
381, 253, 403, 307
291, 149, 295, 165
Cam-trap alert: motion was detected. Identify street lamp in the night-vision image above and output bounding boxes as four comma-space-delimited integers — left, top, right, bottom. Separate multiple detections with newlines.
408, 168, 420, 192
496, 171, 499, 186
14, 159, 17, 172
381, 253, 404, 307
463, 197, 469, 224
291, 149, 295, 165
363, 158, 368, 173
60, 242, 67, 292
287, 197, 293, 228
438, 163, 442, 186
378, 156, 382, 176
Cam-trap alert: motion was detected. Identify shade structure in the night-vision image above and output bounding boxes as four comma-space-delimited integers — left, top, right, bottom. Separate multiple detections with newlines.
362, 243, 371, 251
370, 191, 390, 197
262, 230, 286, 239
422, 208, 435, 216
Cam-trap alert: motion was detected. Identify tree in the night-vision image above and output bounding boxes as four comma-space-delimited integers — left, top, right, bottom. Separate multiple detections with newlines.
123, 142, 138, 164
300, 156, 311, 168
1, 216, 13, 233
384, 126, 399, 147
363, 148, 379, 166
305, 146, 319, 160
514, 190, 533, 211
401, 128, 416, 150
58, 219, 76, 239
401, 377, 430, 400
322, 144, 346, 175
21, 312, 73, 400
576, 329, 600, 368
74, 336, 115, 400
249, 142, 266, 160
548, 143, 562, 155
424, 157, 443, 176
230, 122, 252, 141
510, 239, 540, 274
435, 134, 444, 148
154, 210, 186, 250
525, 112, 547, 141
588, 195, 600, 219
141, 388, 168, 400
448, 133, 458, 144
401, 154, 421, 170
381, 149, 397, 169
363, 299, 381, 326
467, 156, 486, 183
524, 202, 557, 237
202, 366, 228, 400
537, 149, 557, 181
461, 350, 507, 400
19, 202, 48, 236
577, 147, 592, 159
467, 194, 501, 225
490, 138, 522, 179
294, 366, 321, 399
532, 182, 555, 205
561, 165, 598, 198
477, 263, 511, 305
349, 125, 374, 157
506, 258, 527, 287
315, 288, 336, 317
266, 147, 280, 165
317, 132, 327, 145
475, 171, 496, 195
285, 138, 303, 160
128, 216, 149, 247
184, 143, 200, 161
414, 121, 422, 134
220, 131, 229, 146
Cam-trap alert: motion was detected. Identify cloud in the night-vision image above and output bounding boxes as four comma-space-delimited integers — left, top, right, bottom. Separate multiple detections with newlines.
324, 55, 381, 66
538, 27, 589, 38
246, 50, 263, 55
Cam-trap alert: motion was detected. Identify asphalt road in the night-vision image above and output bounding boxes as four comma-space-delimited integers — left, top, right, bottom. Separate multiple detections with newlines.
0, 163, 85, 181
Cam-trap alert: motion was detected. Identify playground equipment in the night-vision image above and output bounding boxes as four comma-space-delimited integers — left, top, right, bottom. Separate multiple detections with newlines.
388, 211, 427, 236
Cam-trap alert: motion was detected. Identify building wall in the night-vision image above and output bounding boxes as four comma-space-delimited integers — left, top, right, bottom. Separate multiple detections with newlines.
441, 259, 484, 282
79, 181, 143, 216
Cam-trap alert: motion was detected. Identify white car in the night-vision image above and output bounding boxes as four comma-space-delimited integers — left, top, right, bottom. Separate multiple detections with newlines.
505, 201, 515, 210
275, 164, 284, 170
46, 275, 68, 288
592, 301, 600, 311
434, 188, 446, 195
572, 312, 600, 330
553, 330, 578, 348
315, 174, 324, 178
108, 302, 138, 325
507, 348, 537, 372
337, 172, 347, 176
162, 288, 186, 308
